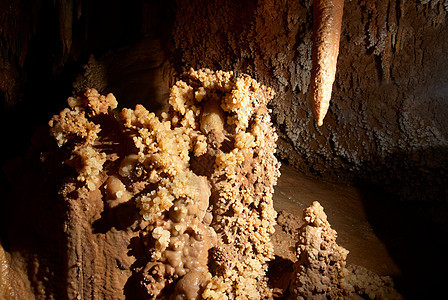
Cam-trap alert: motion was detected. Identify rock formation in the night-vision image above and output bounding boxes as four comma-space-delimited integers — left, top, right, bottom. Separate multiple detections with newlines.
310, 0, 344, 126
290, 201, 402, 299
44, 68, 281, 299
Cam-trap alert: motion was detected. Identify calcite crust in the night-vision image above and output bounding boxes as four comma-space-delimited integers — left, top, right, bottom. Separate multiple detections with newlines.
48, 68, 280, 299
290, 201, 402, 300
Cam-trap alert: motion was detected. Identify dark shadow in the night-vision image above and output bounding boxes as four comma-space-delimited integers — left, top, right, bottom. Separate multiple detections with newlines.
123, 269, 151, 299
355, 146, 448, 299
92, 200, 140, 234
123, 235, 152, 299
190, 151, 216, 177
1, 135, 73, 299
0, 0, 176, 298
93, 114, 138, 156
267, 255, 294, 298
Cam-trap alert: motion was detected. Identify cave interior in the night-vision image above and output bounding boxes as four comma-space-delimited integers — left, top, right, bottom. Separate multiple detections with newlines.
1, 0, 448, 299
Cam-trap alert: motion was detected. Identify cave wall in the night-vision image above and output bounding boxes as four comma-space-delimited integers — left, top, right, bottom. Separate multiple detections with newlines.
172, 0, 448, 208
1, 0, 448, 208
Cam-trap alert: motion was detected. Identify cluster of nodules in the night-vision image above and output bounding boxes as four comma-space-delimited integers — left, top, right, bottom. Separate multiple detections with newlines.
49, 69, 400, 299
49, 69, 281, 299
290, 201, 401, 299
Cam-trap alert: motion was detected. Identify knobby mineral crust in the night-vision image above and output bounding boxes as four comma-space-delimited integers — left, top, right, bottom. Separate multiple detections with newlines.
47, 68, 280, 299
289, 201, 402, 300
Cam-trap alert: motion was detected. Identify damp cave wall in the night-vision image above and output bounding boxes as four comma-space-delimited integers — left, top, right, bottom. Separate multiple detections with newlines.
1, 0, 448, 219
171, 0, 448, 221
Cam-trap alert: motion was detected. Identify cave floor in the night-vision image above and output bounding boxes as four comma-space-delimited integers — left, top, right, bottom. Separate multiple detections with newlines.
272, 164, 401, 278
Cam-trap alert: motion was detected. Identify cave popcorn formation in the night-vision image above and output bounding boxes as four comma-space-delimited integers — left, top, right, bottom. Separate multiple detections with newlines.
290, 201, 402, 300
48, 68, 280, 299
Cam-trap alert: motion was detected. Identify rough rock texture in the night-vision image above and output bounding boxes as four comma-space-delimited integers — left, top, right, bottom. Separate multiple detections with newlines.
169, 2, 448, 297
172, 0, 448, 211
290, 201, 350, 298
9, 68, 280, 299
3, 0, 447, 220
2, 1, 447, 208
0, 239, 34, 299
290, 201, 401, 299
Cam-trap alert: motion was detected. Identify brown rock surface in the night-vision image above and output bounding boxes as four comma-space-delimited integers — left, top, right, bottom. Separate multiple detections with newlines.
290, 201, 401, 299
272, 165, 401, 278
172, 0, 448, 207
3, 69, 280, 299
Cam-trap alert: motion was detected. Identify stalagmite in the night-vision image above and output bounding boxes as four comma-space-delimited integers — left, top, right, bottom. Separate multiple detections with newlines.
46, 69, 280, 299
290, 201, 402, 299
311, 0, 344, 126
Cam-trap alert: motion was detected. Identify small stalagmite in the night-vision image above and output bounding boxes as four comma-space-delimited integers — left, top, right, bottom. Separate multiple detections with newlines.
290, 201, 402, 299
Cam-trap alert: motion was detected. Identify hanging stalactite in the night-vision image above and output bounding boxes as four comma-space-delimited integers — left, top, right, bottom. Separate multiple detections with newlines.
310, 0, 344, 126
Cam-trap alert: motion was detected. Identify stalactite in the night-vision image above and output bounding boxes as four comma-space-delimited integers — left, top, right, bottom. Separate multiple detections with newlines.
310, 0, 344, 126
